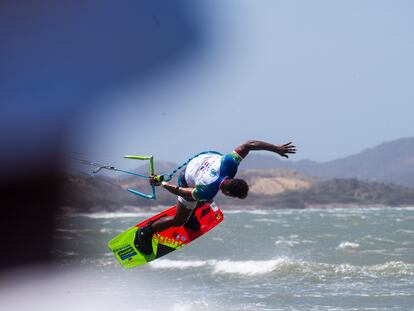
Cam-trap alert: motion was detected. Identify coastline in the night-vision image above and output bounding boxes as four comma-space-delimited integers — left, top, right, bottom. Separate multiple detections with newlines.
58, 203, 414, 216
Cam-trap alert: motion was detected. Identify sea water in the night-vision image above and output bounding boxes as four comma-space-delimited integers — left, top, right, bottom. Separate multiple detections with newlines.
2, 207, 414, 310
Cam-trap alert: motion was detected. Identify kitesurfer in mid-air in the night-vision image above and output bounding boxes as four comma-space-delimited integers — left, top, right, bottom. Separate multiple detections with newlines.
135, 140, 296, 255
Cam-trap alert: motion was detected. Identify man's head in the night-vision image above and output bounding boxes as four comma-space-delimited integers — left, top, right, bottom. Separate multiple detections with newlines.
221, 178, 249, 199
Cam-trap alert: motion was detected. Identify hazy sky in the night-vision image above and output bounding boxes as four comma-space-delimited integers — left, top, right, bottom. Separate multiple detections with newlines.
69, 0, 414, 167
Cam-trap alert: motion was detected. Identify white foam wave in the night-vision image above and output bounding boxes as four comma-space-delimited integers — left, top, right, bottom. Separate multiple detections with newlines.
274, 240, 299, 247
149, 258, 414, 278
337, 241, 360, 251
396, 229, 414, 234
368, 261, 414, 275
52, 250, 79, 256
99, 228, 123, 234
274, 235, 315, 248
172, 299, 210, 311
62, 251, 79, 256
149, 259, 207, 269
150, 258, 290, 275
311, 261, 414, 278
211, 258, 290, 276
243, 224, 255, 229
80, 258, 116, 267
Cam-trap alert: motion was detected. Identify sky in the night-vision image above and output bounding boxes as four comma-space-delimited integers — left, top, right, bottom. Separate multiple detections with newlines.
2, 1, 413, 174
68, 0, 414, 167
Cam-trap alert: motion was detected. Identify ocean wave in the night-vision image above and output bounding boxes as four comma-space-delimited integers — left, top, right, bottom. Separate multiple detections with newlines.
320, 206, 414, 212
253, 218, 284, 224
243, 224, 255, 229
359, 235, 400, 245
211, 258, 291, 276
274, 235, 315, 248
80, 257, 117, 267
224, 210, 273, 215
149, 258, 291, 276
52, 250, 79, 256
171, 299, 211, 311
150, 259, 206, 269
396, 229, 414, 234
55, 228, 93, 233
274, 240, 300, 247
65, 206, 414, 219
69, 212, 154, 219
274, 239, 314, 248
99, 228, 124, 234
337, 241, 360, 251
55, 227, 123, 235
149, 258, 414, 278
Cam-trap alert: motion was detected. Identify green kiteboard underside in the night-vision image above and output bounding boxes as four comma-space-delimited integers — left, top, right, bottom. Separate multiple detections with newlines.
108, 227, 184, 268
108, 203, 224, 268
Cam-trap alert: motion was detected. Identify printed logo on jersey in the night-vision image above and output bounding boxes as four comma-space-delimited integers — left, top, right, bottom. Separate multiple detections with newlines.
200, 160, 212, 173
210, 168, 218, 177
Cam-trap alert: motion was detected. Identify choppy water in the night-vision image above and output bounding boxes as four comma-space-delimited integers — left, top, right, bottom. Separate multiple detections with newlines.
7, 207, 414, 311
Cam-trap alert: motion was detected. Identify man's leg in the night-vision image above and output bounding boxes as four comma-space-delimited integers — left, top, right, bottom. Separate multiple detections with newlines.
135, 199, 194, 255
183, 202, 205, 231
151, 200, 193, 233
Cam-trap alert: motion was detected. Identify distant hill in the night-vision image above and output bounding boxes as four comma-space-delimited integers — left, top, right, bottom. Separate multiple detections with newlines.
60, 169, 313, 212
217, 177, 414, 209
60, 173, 176, 212
60, 168, 414, 212
240, 137, 414, 187
61, 138, 414, 212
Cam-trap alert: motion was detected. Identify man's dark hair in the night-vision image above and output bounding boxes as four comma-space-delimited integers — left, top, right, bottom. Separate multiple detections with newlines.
225, 178, 249, 199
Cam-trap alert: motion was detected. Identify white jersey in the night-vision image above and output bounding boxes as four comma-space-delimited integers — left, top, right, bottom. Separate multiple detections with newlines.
184, 154, 222, 188
181, 151, 242, 202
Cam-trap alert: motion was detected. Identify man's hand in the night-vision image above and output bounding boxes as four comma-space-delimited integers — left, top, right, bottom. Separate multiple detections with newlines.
275, 142, 296, 158
235, 140, 297, 158
149, 175, 164, 186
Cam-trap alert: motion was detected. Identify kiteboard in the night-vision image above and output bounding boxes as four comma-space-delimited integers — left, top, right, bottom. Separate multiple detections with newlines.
108, 201, 223, 268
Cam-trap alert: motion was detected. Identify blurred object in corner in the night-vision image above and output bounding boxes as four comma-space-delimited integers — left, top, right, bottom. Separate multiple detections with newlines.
0, 0, 204, 270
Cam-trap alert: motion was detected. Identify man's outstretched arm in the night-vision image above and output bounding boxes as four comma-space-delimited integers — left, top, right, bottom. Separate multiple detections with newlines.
234, 140, 296, 159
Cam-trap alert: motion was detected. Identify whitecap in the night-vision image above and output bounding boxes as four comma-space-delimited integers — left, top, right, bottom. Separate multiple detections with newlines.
337, 241, 360, 251
274, 237, 314, 248
80, 258, 116, 267
243, 224, 254, 229
149, 259, 207, 270
147, 257, 414, 279
52, 251, 79, 256
274, 240, 299, 247
172, 299, 210, 311
99, 228, 123, 234
367, 261, 414, 277
149, 258, 293, 276
210, 258, 290, 276
396, 229, 414, 234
